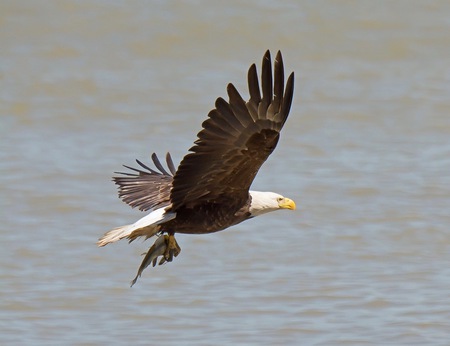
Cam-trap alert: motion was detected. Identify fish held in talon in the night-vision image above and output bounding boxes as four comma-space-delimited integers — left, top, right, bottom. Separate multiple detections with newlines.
98, 50, 296, 285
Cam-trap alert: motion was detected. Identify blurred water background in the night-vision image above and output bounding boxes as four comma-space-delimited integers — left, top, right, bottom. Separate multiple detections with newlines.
1, 1, 450, 344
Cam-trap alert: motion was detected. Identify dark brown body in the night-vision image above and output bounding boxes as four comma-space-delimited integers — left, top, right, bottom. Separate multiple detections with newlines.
161, 195, 252, 234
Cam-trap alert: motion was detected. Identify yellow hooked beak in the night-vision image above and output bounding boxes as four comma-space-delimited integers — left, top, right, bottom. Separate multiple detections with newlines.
278, 197, 296, 210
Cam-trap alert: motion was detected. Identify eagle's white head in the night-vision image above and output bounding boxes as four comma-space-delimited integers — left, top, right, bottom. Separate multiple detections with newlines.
248, 190, 296, 217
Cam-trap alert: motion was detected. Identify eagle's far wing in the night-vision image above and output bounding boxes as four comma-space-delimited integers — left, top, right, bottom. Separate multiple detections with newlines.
113, 152, 175, 211
170, 50, 294, 210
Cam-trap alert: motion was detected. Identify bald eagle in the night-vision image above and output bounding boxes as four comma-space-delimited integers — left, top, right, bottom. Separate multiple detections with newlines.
98, 50, 295, 286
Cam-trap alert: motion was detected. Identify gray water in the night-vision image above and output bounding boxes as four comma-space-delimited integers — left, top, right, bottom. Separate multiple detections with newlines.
1, 1, 450, 345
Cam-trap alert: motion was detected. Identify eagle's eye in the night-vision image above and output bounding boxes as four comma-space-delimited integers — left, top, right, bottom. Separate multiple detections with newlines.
277, 197, 283, 202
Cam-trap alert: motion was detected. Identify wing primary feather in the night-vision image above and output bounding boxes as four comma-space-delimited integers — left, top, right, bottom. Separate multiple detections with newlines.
136, 159, 159, 175
202, 118, 236, 139
151, 153, 170, 176
214, 97, 245, 132
227, 84, 252, 127
272, 50, 284, 113
113, 171, 138, 177
207, 109, 242, 136
259, 50, 273, 119
247, 64, 261, 103
246, 63, 260, 121
121, 164, 149, 174
280, 72, 295, 126
166, 153, 176, 175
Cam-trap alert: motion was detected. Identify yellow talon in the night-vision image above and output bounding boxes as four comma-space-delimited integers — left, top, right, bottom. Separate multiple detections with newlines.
164, 234, 181, 262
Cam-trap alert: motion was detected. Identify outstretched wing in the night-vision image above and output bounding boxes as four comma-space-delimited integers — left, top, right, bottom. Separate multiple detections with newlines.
170, 50, 294, 210
113, 153, 176, 211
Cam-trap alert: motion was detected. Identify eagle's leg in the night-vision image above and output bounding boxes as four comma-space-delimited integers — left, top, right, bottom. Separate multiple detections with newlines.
163, 233, 181, 262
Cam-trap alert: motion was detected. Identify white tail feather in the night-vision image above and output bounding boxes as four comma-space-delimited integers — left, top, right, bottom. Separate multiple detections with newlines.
97, 207, 176, 247
97, 224, 135, 246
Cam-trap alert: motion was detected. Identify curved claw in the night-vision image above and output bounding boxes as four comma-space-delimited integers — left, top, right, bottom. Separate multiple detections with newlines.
164, 234, 181, 262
